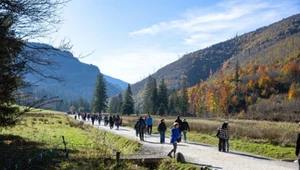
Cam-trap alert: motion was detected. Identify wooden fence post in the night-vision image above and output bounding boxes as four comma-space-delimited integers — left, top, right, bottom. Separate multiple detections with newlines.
116, 151, 121, 164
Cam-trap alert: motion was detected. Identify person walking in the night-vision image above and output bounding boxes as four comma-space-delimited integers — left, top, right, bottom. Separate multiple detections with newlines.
167, 122, 181, 158
217, 121, 229, 152
137, 116, 146, 141
134, 119, 139, 137
104, 115, 109, 126
91, 114, 95, 125
115, 115, 121, 130
182, 119, 190, 142
157, 119, 167, 143
295, 122, 300, 170
109, 115, 114, 129
175, 116, 183, 142
97, 114, 102, 125
146, 114, 153, 135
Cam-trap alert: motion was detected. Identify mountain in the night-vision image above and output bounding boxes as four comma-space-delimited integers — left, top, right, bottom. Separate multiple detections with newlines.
103, 75, 128, 90
131, 14, 300, 112
24, 43, 128, 102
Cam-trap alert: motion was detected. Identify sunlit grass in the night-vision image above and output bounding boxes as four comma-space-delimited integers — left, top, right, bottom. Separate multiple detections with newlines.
121, 115, 297, 159
0, 110, 142, 169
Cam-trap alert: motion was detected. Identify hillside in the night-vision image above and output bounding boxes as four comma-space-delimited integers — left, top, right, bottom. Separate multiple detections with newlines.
131, 14, 300, 113
24, 43, 128, 103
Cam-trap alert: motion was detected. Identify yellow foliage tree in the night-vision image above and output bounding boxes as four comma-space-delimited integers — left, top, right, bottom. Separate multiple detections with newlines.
288, 83, 300, 100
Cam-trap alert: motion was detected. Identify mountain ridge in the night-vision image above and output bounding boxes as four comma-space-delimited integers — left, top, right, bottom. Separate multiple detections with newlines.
130, 14, 300, 112
24, 43, 128, 103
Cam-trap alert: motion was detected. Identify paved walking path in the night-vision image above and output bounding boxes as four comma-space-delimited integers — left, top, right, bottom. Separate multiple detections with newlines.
73, 115, 298, 170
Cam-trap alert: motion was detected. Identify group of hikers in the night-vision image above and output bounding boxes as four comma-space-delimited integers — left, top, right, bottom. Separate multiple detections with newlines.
73, 112, 230, 158
133, 114, 229, 158
74, 112, 123, 130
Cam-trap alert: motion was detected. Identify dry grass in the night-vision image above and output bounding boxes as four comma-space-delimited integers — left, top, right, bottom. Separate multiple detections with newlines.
120, 114, 297, 159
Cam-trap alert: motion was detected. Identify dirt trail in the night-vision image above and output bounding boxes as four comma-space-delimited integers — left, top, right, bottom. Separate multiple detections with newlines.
73, 116, 297, 170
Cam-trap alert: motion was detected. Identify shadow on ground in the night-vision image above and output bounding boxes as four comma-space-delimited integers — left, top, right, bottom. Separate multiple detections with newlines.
0, 135, 70, 170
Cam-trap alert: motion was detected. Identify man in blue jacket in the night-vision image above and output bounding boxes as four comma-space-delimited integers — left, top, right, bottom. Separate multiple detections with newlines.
167, 122, 181, 158
146, 114, 153, 135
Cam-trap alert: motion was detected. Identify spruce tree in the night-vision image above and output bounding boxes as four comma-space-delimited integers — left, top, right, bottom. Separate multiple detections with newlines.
143, 76, 154, 113
180, 77, 189, 115
122, 84, 134, 115
158, 79, 168, 115
92, 74, 108, 113
151, 81, 158, 115
117, 93, 123, 113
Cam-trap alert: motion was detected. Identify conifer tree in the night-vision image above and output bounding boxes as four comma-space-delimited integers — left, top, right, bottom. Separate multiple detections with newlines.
122, 84, 134, 115
158, 79, 168, 115
92, 74, 108, 113
180, 77, 189, 115
151, 82, 158, 114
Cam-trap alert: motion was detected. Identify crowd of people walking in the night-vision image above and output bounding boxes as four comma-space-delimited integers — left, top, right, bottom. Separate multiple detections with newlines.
73, 111, 230, 158
73, 112, 123, 130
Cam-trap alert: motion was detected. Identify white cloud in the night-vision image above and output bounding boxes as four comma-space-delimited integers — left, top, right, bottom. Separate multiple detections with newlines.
129, 0, 299, 47
84, 0, 299, 84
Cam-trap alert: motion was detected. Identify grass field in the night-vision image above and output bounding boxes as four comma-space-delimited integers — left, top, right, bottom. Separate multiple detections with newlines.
0, 110, 143, 169
121, 115, 298, 160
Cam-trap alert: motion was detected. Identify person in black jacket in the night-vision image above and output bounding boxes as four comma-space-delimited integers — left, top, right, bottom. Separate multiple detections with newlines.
137, 117, 146, 141
158, 119, 167, 143
217, 121, 229, 152
175, 116, 183, 143
182, 119, 190, 142
295, 122, 300, 169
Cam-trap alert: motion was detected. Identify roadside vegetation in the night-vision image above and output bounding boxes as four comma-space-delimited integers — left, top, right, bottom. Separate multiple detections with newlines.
158, 159, 205, 170
0, 110, 142, 169
121, 115, 297, 160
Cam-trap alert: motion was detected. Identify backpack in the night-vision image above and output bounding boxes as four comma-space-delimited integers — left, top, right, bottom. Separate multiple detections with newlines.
138, 120, 145, 128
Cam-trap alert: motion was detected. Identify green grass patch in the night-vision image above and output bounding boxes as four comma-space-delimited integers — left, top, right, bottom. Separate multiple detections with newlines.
158, 159, 208, 170
0, 110, 142, 169
187, 132, 295, 159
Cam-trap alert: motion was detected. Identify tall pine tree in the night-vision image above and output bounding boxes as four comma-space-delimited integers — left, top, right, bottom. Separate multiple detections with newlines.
158, 79, 168, 115
92, 74, 108, 113
122, 84, 134, 115
150, 81, 158, 115
143, 76, 155, 113
180, 77, 189, 115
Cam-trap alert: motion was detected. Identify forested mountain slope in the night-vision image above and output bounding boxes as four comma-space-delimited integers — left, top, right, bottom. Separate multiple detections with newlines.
131, 14, 300, 114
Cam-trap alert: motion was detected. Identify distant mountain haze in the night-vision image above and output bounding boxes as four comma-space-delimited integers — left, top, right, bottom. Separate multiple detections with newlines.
24, 43, 128, 102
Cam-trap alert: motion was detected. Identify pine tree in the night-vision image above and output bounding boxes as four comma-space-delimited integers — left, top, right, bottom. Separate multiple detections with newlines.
122, 84, 134, 115
151, 82, 158, 114
117, 93, 123, 113
143, 76, 155, 113
180, 77, 189, 115
168, 89, 179, 115
158, 79, 168, 115
92, 74, 108, 114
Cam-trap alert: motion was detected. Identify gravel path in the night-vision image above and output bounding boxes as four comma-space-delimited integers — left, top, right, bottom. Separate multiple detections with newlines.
73, 116, 298, 170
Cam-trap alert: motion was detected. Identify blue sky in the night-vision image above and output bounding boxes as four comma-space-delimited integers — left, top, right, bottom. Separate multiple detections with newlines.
41, 0, 300, 84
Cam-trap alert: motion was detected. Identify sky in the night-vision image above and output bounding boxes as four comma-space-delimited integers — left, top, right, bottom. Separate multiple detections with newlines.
40, 0, 300, 84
